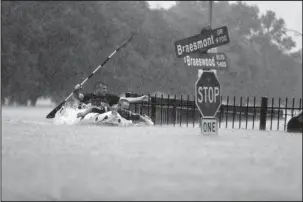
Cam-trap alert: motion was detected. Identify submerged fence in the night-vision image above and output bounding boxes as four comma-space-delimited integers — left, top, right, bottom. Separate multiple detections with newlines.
126, 93, 302, 131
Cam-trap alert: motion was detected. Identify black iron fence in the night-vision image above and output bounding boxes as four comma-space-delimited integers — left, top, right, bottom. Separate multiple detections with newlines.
126, 93, 302, 131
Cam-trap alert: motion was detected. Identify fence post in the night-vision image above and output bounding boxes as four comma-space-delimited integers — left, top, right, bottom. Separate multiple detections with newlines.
259, 96, 268, 130
151, 96, 157, 125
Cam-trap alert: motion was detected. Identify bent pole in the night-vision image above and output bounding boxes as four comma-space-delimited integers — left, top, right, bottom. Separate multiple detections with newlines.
209, 1, 212, 28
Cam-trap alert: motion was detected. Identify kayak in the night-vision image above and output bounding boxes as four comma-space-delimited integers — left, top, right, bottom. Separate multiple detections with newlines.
53, 104, 153, 126
53, 105, 132, 126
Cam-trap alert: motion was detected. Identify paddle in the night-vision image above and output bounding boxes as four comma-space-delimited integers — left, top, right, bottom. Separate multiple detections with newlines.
46, 33, 135, 119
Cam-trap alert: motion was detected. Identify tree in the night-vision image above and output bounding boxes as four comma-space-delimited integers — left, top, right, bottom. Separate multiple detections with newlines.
259, 10, 296, 51
1, 1, 301, 105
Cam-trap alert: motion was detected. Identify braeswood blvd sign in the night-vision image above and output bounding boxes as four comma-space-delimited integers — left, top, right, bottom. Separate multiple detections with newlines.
174, 26, 230, 58
183, 52, 228, 69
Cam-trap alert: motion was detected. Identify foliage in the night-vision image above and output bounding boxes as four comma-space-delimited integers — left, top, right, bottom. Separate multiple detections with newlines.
1, 1, 301, 105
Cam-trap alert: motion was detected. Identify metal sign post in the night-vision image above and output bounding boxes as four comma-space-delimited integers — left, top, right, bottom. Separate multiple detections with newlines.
173, 1, 231, 135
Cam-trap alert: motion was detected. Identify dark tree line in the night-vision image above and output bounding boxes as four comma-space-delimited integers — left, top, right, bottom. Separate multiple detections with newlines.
2, 1, 302, 106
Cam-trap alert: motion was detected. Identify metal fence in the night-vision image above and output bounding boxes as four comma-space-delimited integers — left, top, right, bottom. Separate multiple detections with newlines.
126, 93, 302, 131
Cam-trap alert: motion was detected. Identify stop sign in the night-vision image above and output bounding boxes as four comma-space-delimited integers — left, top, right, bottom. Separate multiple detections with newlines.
195, 71, 221, 117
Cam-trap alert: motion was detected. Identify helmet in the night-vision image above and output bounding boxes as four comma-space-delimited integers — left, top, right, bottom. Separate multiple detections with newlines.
95, 81, 107, 89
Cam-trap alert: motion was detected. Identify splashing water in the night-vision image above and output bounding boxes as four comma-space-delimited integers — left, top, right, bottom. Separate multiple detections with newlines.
53, 106, 82, 125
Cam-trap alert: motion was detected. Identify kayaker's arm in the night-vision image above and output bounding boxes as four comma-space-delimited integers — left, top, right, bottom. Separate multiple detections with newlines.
120, 95, 149, 103
73, 84, 84, 101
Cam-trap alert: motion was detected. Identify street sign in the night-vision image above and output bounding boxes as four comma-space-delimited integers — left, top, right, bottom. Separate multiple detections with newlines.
195, 71, 221, 117
207, 47, 218, 75
174, 26, 230, 58
196, 47, 218, 78
184, 52, 228, 69
201, 118, 218, 135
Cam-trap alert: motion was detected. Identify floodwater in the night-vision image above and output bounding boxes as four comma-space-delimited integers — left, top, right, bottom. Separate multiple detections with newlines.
2, 107, 302, 201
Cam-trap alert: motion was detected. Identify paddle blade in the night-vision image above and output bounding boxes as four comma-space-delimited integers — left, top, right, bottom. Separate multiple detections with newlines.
120, 32, 135, 49
46, 100, 67, 119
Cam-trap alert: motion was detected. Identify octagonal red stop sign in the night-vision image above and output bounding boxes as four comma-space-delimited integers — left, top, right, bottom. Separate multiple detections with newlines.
195, 71, 221, 117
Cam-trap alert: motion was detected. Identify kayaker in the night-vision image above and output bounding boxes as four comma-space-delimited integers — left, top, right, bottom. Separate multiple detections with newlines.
73, 81, 153, 125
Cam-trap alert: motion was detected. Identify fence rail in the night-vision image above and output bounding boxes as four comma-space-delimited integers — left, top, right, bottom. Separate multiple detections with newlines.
126, 93, 302, 131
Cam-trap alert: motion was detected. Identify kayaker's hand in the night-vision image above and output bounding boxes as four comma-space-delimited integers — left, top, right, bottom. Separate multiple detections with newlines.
141, 95, 150, 102
77, 112, 85, 119
75, 84, 82, 91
